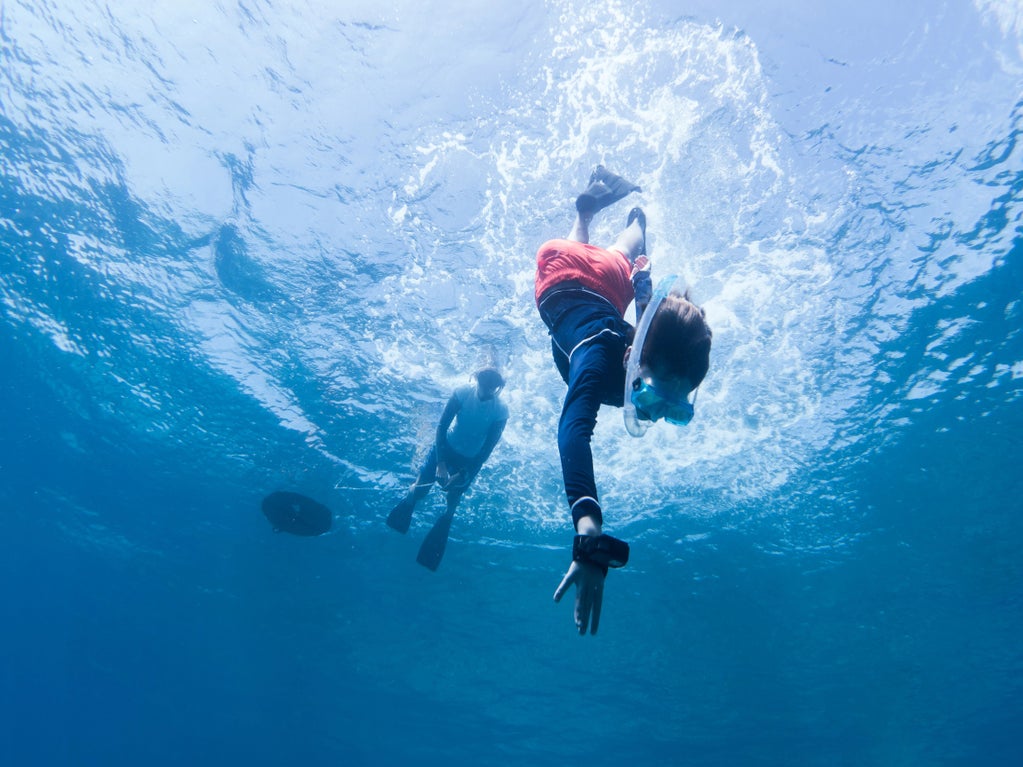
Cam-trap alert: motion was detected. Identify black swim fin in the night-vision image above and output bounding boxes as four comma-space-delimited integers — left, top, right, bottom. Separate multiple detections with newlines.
416, 511, 455, 571
386, 497, 415, 534
576, 165, 641, 214
628, 206, 647, 255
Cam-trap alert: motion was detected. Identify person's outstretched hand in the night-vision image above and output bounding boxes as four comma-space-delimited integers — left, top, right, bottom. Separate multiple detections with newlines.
553, 559, 606, 635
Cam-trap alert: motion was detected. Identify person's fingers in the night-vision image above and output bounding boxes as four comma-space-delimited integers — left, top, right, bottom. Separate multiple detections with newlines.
589, 582, 604, 635
575, 588, 591, 635
553, 564, 578, 602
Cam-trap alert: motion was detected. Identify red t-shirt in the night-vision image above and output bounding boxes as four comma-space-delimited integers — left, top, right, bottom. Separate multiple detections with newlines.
534, 239, 634, 317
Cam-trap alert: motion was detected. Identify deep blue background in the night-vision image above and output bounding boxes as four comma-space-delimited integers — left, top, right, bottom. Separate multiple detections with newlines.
2, 1, 1022, 765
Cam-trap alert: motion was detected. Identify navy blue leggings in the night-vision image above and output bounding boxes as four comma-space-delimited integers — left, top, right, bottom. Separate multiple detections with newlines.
539, 289, 633, 528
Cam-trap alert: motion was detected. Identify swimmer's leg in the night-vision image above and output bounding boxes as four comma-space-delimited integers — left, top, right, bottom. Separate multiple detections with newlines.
610, 207, 647, 261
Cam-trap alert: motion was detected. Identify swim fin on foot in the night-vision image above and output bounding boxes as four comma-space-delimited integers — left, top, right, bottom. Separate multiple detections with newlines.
576, 165, 641, 214
628, 206, 647, 256
416, 510, 454, 571
386, 497, 415, 534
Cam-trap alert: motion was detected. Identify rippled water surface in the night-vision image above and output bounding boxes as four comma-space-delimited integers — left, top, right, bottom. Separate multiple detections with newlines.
2, 1, 1021, 765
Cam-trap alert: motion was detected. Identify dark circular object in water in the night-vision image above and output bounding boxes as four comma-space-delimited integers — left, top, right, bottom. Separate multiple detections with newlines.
262, 491, 332, 536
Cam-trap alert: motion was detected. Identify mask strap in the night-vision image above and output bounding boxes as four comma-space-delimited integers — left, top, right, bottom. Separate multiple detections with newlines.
623, 275, 678, 438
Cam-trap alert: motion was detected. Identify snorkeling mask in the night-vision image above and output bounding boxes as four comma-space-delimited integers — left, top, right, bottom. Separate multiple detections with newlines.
623, 274, 697, 437
629, 378, 695, 426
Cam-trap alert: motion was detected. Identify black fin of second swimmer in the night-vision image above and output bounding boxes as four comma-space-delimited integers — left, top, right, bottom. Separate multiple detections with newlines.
416, 511, 454, 571
386, 498, 414, 534
576, 165, 641, 214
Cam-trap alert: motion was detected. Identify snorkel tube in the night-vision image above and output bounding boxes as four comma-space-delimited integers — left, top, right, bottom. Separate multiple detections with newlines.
623, 274, 678, 437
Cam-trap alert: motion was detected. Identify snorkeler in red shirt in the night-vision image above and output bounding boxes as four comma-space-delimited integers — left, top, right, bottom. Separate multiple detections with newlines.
536, 166, 712, 634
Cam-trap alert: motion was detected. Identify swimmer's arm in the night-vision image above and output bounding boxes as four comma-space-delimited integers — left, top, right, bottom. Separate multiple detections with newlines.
435, 393, 460, 453
471, 419, 506, 470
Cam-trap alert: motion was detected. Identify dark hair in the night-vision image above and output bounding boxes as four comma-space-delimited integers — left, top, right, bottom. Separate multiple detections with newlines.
640, 290, 712, 391
474, 367, 505, 390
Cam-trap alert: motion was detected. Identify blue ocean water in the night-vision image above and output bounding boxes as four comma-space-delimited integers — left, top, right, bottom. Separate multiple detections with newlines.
2, 0, 1021, 765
